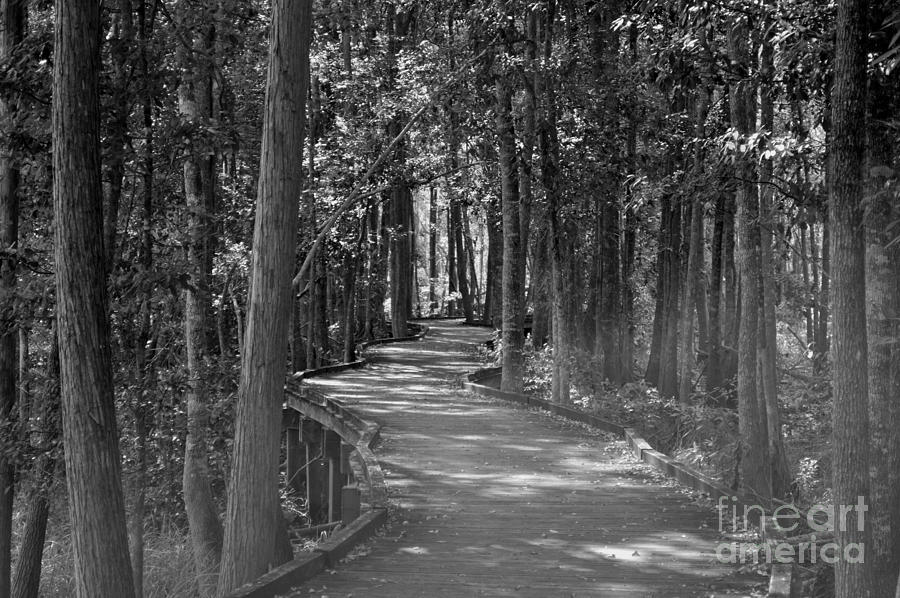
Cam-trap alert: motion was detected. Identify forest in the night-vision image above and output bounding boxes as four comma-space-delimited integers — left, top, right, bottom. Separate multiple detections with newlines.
0, 0, 898, 596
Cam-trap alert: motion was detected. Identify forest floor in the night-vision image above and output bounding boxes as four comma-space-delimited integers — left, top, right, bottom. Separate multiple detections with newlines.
291, 320, 765, 597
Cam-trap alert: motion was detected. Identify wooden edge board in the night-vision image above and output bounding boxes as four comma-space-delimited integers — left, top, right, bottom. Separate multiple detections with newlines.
463, 365, 799, 598
223, 553, 326, 598
767, 563, 800, 598
314, 509, 389, 567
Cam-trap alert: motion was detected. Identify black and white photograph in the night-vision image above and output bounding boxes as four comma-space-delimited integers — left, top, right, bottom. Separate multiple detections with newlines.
0, 0, 897, 596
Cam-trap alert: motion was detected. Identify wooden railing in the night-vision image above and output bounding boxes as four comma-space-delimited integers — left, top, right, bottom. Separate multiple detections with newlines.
225, 323, 428, 598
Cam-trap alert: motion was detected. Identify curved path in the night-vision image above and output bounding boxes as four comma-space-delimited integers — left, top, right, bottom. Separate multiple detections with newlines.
292, 321, 758, 597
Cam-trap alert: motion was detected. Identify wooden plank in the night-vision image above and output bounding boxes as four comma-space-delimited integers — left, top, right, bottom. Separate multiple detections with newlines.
223, 552, 325, 598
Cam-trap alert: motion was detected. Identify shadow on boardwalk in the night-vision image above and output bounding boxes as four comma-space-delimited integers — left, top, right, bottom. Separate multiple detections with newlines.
293, 320, 762, 598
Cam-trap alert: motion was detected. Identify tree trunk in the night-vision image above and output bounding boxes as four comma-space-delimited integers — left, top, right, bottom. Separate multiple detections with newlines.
730, 19, 771, 502
518, 8, 537, 332
217, 1, 311, 592
451, 199, 473, 321
758, 23, 791, 500
830, 0, 871, 593
707, 197, 725, 392
463, 210, 481, 316
540, 3, 569, 404
677, 197, 701, 403
0, 0, 24, 591
814, 217, 830, 373
865, 66, 899, 598
104, 0, 134, 271
655, 194, 682, 399
447, 208, 458, 316
428, 187, 438, 313
12, 331, 59, 598
177, 4, 222, 591
721, 192, 738, 383
52, 0, 135, 593
485, 193, 502, 327
496, 75, 524, 393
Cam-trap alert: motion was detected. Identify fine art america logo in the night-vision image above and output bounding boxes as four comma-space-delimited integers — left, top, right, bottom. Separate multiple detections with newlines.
715, 495, 866, 564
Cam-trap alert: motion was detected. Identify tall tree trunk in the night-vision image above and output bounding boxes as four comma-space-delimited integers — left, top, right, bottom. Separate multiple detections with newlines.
0, 0, 24, 592
52, 0, 135, 594
447, 208, 458, 316
11, 483, 49, 598
758, 20, 791, 500
218, 1, 311, 592
451, 199, 473, 321
721, 192, 738, 383
677, 198, 701, 403
485, 192, 502, 327
830, 0, 871, 593
540, 1, 569, 403
730, 19, 771, 502
518, 7, 537, 332
12, 332, 59, 598
463, 210, 481, 316
814, 218, 830, 373
129, 6, 155, 594
428, 187, 437, 313
104, 0, 134, 270
865, 64, 900, 598
707, 197, 725, 392
657, 195, 682, 399
496, 75, 524, 393
177, 5, 222, 591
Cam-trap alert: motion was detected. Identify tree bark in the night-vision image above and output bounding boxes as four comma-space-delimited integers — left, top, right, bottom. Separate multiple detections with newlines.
540, 1, 569, 403
52, 0, 135, 594
0, 0, 24, 592
730, 18, 771, 502
217, 1, 311, 592
104, 0, 134, 270
177, 4, 222, 591
428, 187, 438, 312
830, 0, 871, 593
707, 196, 725, 392
865, 63, 899, 598
758, 20, 791, 500
496, 75, 524, 393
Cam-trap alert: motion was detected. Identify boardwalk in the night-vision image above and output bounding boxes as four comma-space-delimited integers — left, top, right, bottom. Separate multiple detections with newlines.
294, 321, 759, 597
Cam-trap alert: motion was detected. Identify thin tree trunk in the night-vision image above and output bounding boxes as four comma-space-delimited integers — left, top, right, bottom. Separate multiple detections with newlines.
730, 19, 771, 502
428, 187, 437, 313
865, 65, 899, 598
12, 332, 59, 598
463, 210, 481, 315
177, 4, 223, 590
721, 192, 738, 383
758, 21, 791, 500
53, 0, 135, 593
104, 0, 134, 270
540, 1, 569, 403
814, 218, 830, 373
830, 0, 871, 592
0, 0, 24, 591
707, 197, 725, 392
518, 7, 537, 332
496, 74, 524, 393
217, 1, 311, 592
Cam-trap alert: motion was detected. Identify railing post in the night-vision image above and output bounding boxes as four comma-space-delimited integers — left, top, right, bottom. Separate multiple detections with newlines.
284, 410, 303, 494
301, 418, 329, 524
323, 430, 343, 522
340, 442, 354, 486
